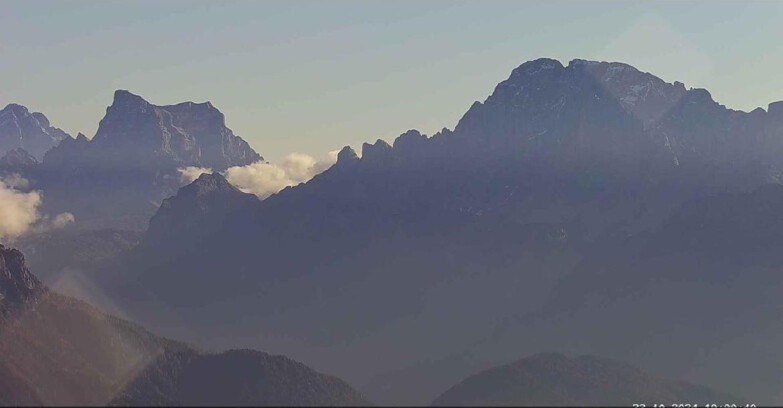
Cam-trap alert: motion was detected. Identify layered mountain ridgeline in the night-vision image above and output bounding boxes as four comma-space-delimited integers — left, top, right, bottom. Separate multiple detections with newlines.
0, 245, 370, 406
96, 58, 783, 405
0, 104, 71, 161
28, 90, 262, 230
431, 353, 739, 406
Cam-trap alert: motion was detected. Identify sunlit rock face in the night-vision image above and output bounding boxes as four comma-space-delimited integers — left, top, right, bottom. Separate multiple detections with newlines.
0, 104, 71, 161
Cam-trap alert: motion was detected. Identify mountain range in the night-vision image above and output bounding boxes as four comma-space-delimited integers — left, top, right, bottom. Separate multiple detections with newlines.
0, 104, 71, 161
3, 90, 262, 232
4, 57, 783, 405
57, 58, 781, 405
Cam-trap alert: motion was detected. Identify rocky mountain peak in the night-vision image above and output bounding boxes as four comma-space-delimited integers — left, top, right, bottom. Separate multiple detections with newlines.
361, 139, 392, 163
187, 172, 242, 198
0, 103, 71, 160
684, 88, 716, 105
509, 58, 564, 78
336, 146, 359, 165
0, 245, 42, 309
392, 129, 427, 151
110, 89, 150, 111
568, 59, 688, 125
89, 90, 261, 170
2, 103, 30, 117
452, 57, 654, 166
30, 112, 50, 128
34, 91, 262, 230
141, 172, 258, 253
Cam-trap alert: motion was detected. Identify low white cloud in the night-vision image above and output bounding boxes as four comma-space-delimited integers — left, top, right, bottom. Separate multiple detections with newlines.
0, 175, 76, 242
174, 152, 338, 198
178, 166, 213, 184
224, 152, 338, 198
224, 162, 293, 198
0, 175, 42, 241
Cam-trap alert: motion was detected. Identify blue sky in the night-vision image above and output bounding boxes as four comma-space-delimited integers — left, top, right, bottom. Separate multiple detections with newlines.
1, 0, 781, 160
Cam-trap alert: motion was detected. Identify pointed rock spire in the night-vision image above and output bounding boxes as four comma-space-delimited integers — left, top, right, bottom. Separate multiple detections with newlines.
336, 146, 359, 164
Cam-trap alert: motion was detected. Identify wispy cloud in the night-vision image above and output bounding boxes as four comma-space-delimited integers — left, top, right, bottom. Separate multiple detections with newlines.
177, 151, 339, 199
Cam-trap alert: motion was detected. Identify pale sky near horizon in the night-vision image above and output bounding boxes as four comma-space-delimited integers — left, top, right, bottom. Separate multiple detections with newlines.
1, 0, 782, 161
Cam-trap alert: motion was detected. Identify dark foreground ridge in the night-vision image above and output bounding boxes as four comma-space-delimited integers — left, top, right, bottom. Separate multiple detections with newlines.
0, 245, 370, 406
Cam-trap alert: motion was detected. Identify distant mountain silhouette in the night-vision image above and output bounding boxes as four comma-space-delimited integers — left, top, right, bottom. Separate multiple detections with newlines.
0, 245, 370, 406
140, 172, 258, 260
549, 183, 783, 311
431, 353, 738, 406
29, 90, 262, 230
43, 90, 260, 172
60, 59, 783, 404
0, 104, 70, 161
